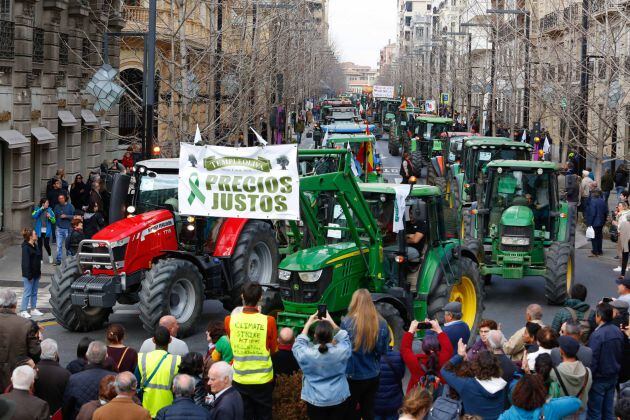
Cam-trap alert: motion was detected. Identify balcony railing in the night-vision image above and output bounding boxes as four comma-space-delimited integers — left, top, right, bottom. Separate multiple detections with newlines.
122, 5, 210, 44
591, 0, 626, 17
0, 20, 14, 60
33, 28, 44, 63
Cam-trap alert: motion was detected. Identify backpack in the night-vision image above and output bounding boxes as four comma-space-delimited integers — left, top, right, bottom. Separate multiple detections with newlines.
426, 385, 462, 420
566, 307, 593, 344
565, 174, 579, 202
418, 363, 443, 401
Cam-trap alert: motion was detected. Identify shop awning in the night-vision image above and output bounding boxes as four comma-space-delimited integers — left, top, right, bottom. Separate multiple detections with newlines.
31, 127, 56, 145
0, 130, 28, 149
81, 109, 99, 126
58, 110, 78, 126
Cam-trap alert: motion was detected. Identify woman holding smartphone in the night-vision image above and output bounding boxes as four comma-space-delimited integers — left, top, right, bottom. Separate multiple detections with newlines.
292, 312, 352, 419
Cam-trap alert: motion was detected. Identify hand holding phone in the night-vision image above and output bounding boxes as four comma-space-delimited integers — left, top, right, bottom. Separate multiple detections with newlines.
417, 321, 432, 330
317, 304, 327, 320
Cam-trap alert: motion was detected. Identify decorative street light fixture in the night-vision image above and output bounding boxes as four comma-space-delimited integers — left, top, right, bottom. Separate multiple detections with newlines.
86, 64, 125, 112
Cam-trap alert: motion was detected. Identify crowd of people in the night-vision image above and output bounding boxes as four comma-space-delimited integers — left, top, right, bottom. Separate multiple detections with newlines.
0, 279, 629, 420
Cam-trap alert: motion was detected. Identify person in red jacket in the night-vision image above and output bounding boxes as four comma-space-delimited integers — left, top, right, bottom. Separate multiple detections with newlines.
400, 319, 453, 393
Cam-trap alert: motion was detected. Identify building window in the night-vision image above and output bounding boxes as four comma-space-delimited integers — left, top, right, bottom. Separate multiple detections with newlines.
451, 0, 456, 5
55, 71, 66, 87
405, 1, 412, 12
0, 0, 9, 20
33, 28, 44, 63
405, 16, 411, 26
59, 33, 68, 65
0, 20, 13, 59
405, 31, 411, 41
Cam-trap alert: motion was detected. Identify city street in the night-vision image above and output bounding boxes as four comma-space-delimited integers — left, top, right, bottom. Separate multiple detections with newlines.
0, 134, 618, 366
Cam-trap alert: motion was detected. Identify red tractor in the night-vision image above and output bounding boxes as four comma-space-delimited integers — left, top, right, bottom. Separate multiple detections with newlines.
50, 159, 279, 336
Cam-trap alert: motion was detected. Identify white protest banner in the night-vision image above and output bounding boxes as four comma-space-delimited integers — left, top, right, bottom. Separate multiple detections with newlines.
373, 85, 395, 99
178, 143, 299, 220
391, 184, 411, 232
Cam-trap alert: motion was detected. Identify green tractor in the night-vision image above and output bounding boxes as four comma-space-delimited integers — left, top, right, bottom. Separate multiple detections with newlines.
387, 107, 424, 157
375, 98, 401, 139
406, 116, 454, 192
451, 138, 533, 233
466, 160, 575, 303
274, 149, 484, 345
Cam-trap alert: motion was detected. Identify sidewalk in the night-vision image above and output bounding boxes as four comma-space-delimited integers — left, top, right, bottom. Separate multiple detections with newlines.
0, 243, 57, 322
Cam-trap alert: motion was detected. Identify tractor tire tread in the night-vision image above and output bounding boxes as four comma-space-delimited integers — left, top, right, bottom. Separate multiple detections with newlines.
544, 242, 573, 305
375, 302, 405, 350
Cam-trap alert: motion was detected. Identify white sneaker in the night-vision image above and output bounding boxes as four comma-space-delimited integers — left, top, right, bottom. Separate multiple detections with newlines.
614, 266, 622, 272
30, 309, 44, 316
19, 311, 31, 318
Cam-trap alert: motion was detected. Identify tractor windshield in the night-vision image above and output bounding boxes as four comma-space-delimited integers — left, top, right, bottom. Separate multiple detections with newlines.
465, 146, 531, 183
136, 173, 179, 214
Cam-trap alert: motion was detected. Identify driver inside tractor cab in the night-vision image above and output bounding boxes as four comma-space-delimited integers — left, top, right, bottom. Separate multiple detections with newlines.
404, 203, 427, 293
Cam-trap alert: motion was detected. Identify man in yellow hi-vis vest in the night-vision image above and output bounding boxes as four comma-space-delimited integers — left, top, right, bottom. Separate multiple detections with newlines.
136, 326, 181, 417
225, 282, 277, 420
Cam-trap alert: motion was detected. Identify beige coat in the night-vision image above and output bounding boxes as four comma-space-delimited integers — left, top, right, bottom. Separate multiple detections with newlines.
619, 211, 630, 252
503, 319, 545, 362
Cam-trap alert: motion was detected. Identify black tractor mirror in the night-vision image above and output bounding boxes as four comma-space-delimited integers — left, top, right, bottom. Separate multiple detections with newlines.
412, 200, 427, 222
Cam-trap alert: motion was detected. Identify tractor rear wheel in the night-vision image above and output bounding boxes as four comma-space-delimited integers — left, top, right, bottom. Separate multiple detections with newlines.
544, 242, 574, 305
427, 163, 447, 193
389, 132, 400, 156
139, 259, 204, 336
427, 257, 483, 344
375, 301, 405, 350
229, 221, 279, 307
49, 257, 112, 332
410, 151, 423, 177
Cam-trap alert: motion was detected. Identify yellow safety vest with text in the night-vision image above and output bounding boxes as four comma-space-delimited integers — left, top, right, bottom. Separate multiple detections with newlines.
229, 311, 273, 384
138, 350, 181, 417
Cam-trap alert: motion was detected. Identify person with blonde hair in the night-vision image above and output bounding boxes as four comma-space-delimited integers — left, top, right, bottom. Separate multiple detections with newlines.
398, 387, 432, 419
340, 289, 390, 420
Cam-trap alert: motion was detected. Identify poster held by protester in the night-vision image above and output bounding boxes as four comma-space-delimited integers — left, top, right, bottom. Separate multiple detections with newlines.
179, 143, 300, 220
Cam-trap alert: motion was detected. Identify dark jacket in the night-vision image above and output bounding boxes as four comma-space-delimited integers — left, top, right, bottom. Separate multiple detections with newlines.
443, 320, 471, 350
550, 299, 596, 335
588, 322, 625, 380
551, 345, 592, 368
271, 345, 300, 377
155, 396, 210, 420
21, 241, 41, 280
340, 317, 390, 380
586, 197, 607, 227
53, 202, 75, 230
467, 337, 489, 361
84, 211, 106, 238
63, 363, 114, 420
496, 352, 517, 384
374, 350, 405, 415
34, 359, 71, 413
0, 389, 49, 420
46, 187, 67, 208
615, 168, 628, 188
441, 355, 508, 420
66, 229, 85, 255
0, 309, 41, 391
208, 387, 244, 420
66, 358, 87, 374
601, 173, 614, 192
70, 182, 89, 210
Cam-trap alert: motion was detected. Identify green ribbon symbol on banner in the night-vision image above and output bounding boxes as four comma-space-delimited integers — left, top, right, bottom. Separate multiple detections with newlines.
188, 173, 205, 205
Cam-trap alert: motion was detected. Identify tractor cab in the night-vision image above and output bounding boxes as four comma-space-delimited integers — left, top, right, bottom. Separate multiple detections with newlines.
411, 116, 454, 157
447, 132, 476, 164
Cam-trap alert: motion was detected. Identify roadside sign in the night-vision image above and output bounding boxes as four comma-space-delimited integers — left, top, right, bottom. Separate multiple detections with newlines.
373, 85, 395, 99
440, 93, 450, 105
425, 100, 437, 113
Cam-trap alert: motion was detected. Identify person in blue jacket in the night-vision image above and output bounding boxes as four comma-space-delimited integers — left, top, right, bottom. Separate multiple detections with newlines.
586, 189, 608, 256
292, 311, 352, 419
340, 289, 389, 420
499, 374, 581, 420
31, 198, 55, 264
441, 338, 508, 420
374, 343, 405, 420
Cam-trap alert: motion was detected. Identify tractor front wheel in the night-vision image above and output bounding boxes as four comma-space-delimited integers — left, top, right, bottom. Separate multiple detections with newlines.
389, 133, 400, 156
427, 163, 447, 193
49, 257, 112, 332
427, 257, 483, 344
410, 151, 423, 177
544, 242, 574, 305
375, 301, 405, 350
139, 259, 204, 336
229, 221, 279, 308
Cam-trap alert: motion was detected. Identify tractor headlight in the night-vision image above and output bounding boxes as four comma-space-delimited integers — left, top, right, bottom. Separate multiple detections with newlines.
278, 269, 291, 281
298, 270, 323, 283
501, 236, 530, 246
126, 205, 136, 214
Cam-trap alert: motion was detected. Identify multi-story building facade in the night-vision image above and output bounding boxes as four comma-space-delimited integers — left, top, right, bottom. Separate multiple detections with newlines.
341, 62, 377, 93
0, 0, 122, 236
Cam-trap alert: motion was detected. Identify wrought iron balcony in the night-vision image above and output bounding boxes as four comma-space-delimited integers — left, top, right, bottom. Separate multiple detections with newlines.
33, 28, 44, 63
0, 20, 14, 60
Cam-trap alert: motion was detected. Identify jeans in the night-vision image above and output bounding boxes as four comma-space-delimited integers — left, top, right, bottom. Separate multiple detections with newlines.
617, 186, 625, 202
348, 377, 380, 420
233, 380, 273, 420
296, 132, 302, 144
591, 226, 603, 255
55, 227, 69, 264
21, 276, 40, 311
587, 377, 617, 420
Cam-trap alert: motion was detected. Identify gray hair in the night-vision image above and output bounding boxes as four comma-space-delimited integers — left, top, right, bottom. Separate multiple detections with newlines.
446, 311, 463, 320
40, 338, 58, 360
564, 320, 581, 337
114, 371, 137, 394
11, 366, 35, 391
487, 330, 506, 350
210, 361, 234, 383
526, 304, 543, 320
86, 341, 107, 364
0, 289, 17, 308
172, 374, 195, 398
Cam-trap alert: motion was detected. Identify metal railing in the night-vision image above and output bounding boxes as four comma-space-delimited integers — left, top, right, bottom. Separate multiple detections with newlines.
0, 20, 14, 59
33, 28, 44, 63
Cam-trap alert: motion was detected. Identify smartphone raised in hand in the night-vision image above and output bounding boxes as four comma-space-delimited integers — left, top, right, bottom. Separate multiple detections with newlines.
317, 304, 327, 320
417, 321, 432, 330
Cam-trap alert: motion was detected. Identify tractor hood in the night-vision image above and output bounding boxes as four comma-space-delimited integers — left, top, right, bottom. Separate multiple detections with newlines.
92, 209, 175, 243
280, 242, 363, 272
501, 205, 534, 227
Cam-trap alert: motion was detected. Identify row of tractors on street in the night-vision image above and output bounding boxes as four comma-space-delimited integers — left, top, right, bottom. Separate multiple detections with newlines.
50, 98, 575, 347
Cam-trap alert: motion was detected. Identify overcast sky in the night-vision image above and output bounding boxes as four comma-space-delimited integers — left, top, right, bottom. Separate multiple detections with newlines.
328, 0, 397, 68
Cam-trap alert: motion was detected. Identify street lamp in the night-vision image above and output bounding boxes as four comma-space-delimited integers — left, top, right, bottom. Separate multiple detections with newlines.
487, 8, 531, 131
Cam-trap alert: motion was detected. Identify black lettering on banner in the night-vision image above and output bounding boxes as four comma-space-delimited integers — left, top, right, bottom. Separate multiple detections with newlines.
275, 195, 287, 212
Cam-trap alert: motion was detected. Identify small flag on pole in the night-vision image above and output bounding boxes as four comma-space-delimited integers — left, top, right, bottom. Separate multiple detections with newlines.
194, 124, 202, 144
250, 127, 268, 146
521, 129, 527, 142
322, 128, 330, 147
543, 136, 550, 154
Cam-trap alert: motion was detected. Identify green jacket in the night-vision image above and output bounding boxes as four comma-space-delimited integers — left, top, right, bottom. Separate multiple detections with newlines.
550, 299, 596, 334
